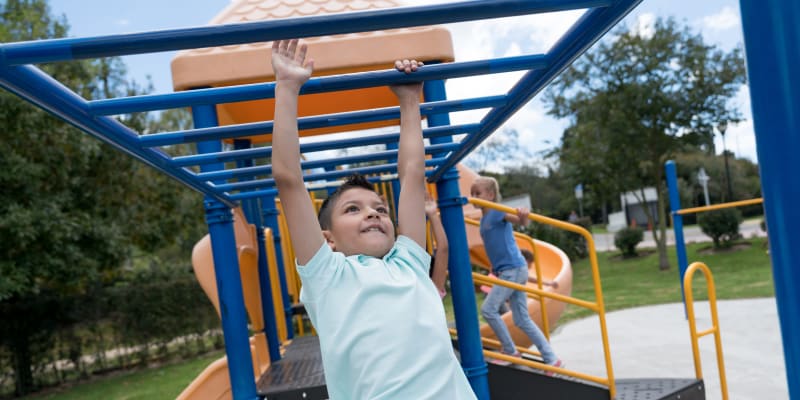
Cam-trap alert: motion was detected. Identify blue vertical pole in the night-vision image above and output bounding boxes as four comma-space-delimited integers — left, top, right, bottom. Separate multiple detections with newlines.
425, 79, 490, 399
665, 161, 688, 307
386, 141, 402, 214
324, 166, 337, 196
233, 139, 281, 362
192, 103, 257, 400
261, 194, 294, 339
739, 1, 800, 397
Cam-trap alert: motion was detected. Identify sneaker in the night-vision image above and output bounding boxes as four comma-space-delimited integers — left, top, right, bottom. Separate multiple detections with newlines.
488, 351, 521, 366
546, 359, 565, 377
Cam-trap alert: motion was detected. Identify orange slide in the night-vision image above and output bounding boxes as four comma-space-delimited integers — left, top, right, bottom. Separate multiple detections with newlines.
456, 165, 572, 348
178, 208, 272, 400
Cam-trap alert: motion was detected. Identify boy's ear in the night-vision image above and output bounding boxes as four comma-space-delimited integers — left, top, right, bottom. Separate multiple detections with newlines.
322, 230, 336, 250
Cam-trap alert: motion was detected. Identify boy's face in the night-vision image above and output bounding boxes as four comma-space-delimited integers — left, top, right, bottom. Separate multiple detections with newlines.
470, 182, 495, 202
323, 187, 396, 258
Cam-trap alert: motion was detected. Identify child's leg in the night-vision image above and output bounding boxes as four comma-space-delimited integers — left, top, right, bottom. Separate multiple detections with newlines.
507, 267, 558, 364
480, 269, 518, 354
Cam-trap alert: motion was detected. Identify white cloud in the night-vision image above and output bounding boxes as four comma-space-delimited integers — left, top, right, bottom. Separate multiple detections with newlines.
634, 12, 656, 39
115, 19, 130, 26
701, 6, 740, 31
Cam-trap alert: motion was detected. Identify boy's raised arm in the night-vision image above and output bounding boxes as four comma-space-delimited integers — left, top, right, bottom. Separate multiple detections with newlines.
392, 59, 426, 248
270, 39, 325, 264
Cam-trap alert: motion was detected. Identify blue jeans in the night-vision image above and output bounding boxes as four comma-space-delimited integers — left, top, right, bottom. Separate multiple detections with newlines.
481, 266, 557, 364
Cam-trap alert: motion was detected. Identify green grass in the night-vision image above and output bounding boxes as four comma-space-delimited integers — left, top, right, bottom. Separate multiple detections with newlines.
19, 239, 773, 399
560, 237, 774, 324
21, 351, 224, 400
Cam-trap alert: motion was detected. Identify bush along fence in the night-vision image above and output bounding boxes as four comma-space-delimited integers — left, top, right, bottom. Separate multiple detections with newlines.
0, 273, 222, 397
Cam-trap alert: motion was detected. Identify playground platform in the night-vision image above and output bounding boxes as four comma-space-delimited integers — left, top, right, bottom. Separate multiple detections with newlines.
549, 297, 789, 400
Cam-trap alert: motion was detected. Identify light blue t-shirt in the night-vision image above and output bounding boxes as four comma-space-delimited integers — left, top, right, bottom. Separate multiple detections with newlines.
480, 209, 527, 273
297, 236, 477, 400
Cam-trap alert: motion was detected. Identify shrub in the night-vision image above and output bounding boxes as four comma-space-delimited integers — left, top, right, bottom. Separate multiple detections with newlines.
522, 217, 591, 261
614, 227, 644, 257
698, 208, 742, 248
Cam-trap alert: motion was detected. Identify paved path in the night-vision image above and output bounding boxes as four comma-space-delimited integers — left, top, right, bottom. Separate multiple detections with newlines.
591, 219, 766, 252
549, 298, 788, 400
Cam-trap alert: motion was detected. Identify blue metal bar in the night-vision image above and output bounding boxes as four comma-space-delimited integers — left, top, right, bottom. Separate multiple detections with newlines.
232, 139, 282, 362
430, 1, 643, 181
231, 189, 279, 202
739, 0, 800, 397
89, 55, 546, 115
194, 104, 257, 400
196, 143, 459, 182
0, 0, 611, 65
665, 160, 689, 313
215, 158, 445, 192
139, 96, 504, 147
260, 195, 295, 340
229, 171, 423, 202
424, 79, 489, 398
172, 124, 479, 167
0, 64, 236, 208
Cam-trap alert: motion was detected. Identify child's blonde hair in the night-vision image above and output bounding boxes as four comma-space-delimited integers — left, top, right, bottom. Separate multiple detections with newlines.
473, 176, 501, 201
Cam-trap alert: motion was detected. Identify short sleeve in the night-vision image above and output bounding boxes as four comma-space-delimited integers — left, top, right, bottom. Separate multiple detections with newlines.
389, 236, 432, 274
484, 209, 507, 225
296, 242, 343, 303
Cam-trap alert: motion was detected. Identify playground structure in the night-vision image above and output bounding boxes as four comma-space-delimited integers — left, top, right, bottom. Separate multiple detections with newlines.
0, 1, 797, 400
664, 160, 765, 298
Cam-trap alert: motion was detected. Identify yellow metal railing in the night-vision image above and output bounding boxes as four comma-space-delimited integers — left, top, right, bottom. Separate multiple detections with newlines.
676, 198, 763, 215
263, 228, 289, 342
467, 197, 616, 398
683, 262, 729, 400
465, 218, 552, 339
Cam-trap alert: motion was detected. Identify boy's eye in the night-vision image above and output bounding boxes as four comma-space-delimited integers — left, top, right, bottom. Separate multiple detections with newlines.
345, 205, 359, 213
376, 206, 389, 214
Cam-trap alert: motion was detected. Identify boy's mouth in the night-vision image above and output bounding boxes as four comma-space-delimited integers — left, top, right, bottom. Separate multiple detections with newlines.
361, 225, 385, 234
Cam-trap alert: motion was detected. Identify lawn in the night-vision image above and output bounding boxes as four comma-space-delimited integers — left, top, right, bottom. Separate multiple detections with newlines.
560, 237, 774, 324
19, 238, 773, 399
21, 351, 224, 400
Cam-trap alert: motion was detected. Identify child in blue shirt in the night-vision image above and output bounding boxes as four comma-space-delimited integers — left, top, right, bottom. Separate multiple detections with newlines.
470, 176, 563, 371
271, 38, 476, 399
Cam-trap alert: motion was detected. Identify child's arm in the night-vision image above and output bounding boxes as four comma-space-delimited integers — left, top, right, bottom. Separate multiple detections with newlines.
527, 276, 559, 289
426, 194, 448, 294
392, 59, 426, 247
504, 207, 531, 227
270, 39, 324, 264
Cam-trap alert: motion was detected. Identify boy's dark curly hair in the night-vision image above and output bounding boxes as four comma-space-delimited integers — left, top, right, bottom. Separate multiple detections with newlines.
317, 173, 378, 230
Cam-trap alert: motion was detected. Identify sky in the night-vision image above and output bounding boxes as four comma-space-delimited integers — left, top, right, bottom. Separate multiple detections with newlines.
46, 0, 757, 169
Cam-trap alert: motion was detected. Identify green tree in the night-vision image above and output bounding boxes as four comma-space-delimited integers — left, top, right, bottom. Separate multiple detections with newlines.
545, 17, 746, 270
464, 128, 531, 172
0, 1, 204, 394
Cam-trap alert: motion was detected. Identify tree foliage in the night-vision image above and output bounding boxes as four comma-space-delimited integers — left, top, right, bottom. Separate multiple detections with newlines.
0, 0, 204, 394
544, 17, 747, 269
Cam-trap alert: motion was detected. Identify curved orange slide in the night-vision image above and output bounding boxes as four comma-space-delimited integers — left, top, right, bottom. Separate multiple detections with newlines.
178, 208, 271, 400
456, 165, 573, 348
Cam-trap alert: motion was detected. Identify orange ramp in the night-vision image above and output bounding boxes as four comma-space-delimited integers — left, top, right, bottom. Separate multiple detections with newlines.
178, 208, 272, 400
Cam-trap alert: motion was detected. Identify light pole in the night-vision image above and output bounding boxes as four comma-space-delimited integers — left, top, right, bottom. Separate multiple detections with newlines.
697, 167, 711, 206
717, 121, 734, 201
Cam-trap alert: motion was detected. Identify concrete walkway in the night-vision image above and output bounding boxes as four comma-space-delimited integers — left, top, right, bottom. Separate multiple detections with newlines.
549, 298, 789, 400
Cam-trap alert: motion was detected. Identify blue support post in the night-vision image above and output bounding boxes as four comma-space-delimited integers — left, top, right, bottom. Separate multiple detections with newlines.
324, 166, 338, 196
665, 162, 688, 298
233, 140, 282, 363
193, 104, 257, 399
261, 194, 295, 339
425, 79, 490, 399
739, 1, 800, 397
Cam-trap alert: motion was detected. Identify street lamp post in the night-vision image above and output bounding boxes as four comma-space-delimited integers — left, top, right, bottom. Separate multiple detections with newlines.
697, 167, 711, 206
717, 121, 734, 201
